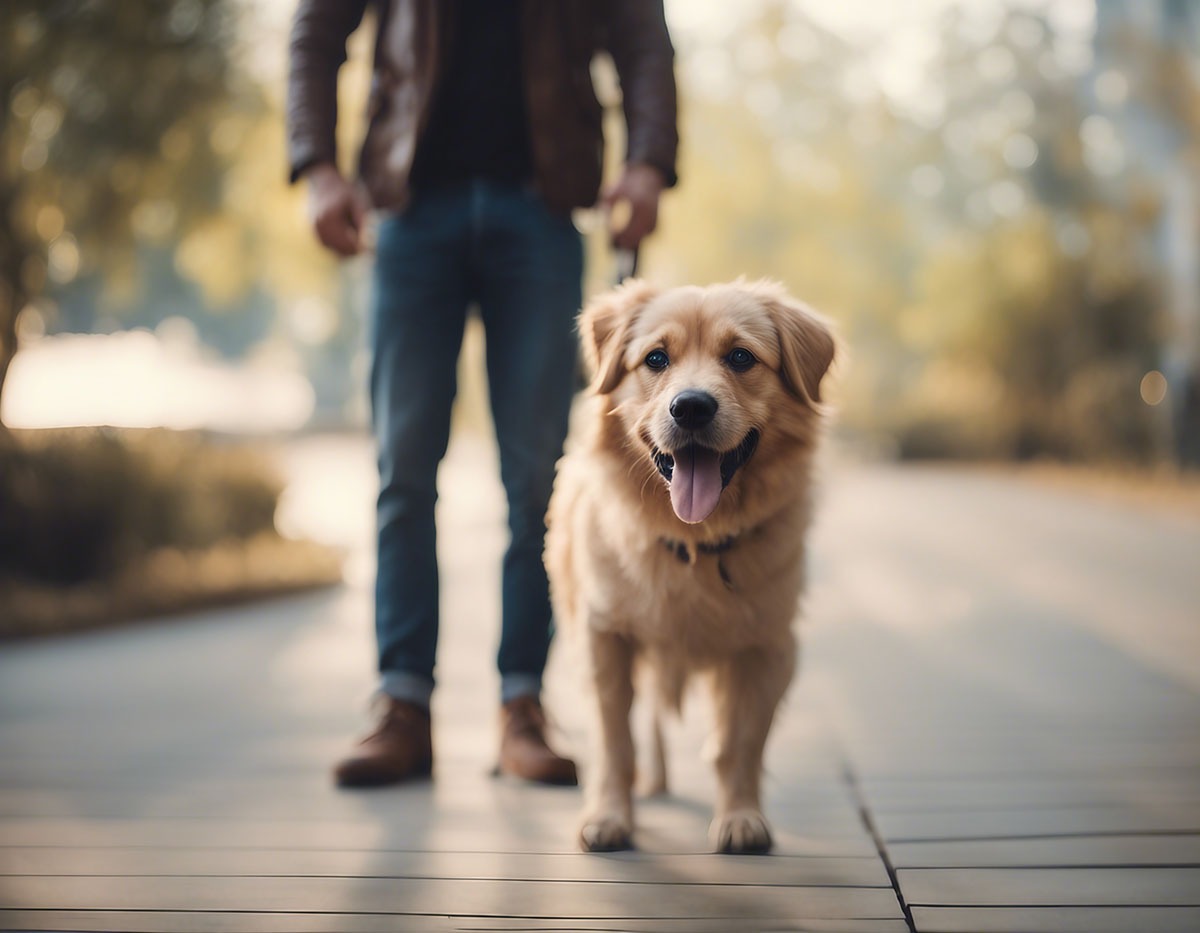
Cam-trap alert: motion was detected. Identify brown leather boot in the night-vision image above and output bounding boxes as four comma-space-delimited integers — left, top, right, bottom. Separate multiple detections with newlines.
334, 697, 433, 788
498, 695, 578, 786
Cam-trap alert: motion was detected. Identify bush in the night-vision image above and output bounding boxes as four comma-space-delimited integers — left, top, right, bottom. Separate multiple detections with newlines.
0, 427, 283, 585
0, 426, 344, 637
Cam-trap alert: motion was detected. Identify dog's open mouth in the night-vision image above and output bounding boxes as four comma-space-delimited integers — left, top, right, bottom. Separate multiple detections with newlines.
652, 429, 759, 524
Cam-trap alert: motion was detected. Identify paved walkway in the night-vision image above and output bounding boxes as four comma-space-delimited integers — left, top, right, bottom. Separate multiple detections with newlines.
1, 435, 1198, 932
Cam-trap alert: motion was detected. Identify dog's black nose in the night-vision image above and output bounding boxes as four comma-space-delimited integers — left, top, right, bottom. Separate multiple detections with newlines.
670, 389, 718, 430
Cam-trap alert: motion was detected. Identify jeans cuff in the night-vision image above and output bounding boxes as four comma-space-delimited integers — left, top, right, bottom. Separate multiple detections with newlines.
380, 671, 435, 710
501, 674, 542, 705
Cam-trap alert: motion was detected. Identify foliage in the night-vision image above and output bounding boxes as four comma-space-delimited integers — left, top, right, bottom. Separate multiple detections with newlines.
648, 0, 1189, 463
0, 426, 345, 637
0, 0, 253, 421
0, 427, 282, 585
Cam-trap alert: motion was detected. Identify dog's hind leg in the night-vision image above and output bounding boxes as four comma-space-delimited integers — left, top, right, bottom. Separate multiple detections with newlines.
709, 635, 796, 854
635, 661, 675, 797
578, 629, 637, 852
641, 701, 669, 797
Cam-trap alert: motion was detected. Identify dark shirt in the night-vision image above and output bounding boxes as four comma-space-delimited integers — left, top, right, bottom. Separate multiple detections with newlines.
409, 0, 533, 190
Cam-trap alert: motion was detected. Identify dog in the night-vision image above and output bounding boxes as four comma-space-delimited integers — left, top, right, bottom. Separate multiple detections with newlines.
546, 278, 836, 854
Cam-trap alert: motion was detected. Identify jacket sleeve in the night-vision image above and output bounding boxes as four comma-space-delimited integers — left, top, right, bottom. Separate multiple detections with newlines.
286, 0, 370, 183
604, 0, 679, 188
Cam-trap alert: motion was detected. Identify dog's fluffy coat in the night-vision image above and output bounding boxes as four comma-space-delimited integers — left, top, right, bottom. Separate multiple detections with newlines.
546, 279, 835, 853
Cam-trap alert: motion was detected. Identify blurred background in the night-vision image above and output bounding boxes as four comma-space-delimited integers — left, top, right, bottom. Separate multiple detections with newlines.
1, 0, 1199, 633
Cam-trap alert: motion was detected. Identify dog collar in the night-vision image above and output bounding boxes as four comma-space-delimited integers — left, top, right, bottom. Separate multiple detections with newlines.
660, 535, 737, 564
660, 535, 739, 590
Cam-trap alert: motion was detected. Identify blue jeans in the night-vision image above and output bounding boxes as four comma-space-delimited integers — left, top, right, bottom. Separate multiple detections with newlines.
368, 180, 583, 709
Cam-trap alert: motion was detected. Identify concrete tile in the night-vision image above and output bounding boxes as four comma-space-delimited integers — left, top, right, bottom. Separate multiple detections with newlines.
889, 834, 1200, 868
2, 875, 904, 921
912, 905, 1200, 932
860, 776, 1200, 814
0, 845, 892, 888
0, 912, 913, 933
0, 815, 878, 859
898, 866, 1200, 906
877, 804, 1200, 841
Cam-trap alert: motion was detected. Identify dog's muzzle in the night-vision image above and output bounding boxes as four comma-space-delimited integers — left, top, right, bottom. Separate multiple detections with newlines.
652, 428, 760, 524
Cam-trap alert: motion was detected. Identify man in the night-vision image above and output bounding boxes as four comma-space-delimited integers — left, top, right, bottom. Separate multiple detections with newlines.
287, 0, 678, 787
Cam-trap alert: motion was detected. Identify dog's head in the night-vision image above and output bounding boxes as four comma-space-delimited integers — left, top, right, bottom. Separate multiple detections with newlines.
580, 279, 835, 525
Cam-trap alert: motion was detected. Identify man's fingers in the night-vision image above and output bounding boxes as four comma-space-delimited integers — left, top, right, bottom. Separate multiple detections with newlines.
316, 211, 360, 257
307, 168, 365, 257
603, 165, 664, 250
612, 200, 657, 250
317, 192, 365, 256
315, 216, 347, 255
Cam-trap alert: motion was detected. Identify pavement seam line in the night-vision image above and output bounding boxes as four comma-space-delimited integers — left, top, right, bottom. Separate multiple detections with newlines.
842, 761, 918, 933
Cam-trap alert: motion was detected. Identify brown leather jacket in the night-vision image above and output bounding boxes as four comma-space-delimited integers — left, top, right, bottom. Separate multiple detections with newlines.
287, 0, 678, 213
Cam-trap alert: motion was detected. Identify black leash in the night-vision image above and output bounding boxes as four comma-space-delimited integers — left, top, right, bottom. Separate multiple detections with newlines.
614, 247, 639, 284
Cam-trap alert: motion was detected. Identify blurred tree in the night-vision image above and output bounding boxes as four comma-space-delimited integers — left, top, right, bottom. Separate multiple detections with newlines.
655, 0, 1177, 464
1090, 0, 1200, 464
891, 5, 1165, 461
0, 0, 246, 427
654, 2, 919, 359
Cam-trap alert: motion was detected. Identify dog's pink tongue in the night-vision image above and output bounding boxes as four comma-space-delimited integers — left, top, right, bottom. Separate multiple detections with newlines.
669, 446, 723, 524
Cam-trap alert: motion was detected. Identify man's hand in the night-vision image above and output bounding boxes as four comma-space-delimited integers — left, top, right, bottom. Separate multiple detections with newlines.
602, 163, 666, 251
306, 162, 368, 257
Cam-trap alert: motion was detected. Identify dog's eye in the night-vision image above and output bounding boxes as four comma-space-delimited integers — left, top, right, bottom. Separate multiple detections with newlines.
645, 349, 670, 371
726, 348, 756, 372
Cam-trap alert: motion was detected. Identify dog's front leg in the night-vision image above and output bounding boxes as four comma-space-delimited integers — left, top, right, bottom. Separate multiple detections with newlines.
578, 628, 636, 852
710, 639, 796, 854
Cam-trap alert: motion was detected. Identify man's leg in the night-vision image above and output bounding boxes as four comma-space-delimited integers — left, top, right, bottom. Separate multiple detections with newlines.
372, 191, 474, 703
475, 181, 582, 784
476, 182, 583, 697
335, 189, 471, 787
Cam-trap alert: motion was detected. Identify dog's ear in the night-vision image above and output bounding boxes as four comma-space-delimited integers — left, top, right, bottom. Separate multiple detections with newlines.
579, 279, 658, 395
753, 281, 836, 406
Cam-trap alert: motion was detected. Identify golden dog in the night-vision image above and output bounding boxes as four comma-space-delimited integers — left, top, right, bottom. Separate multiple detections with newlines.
546, 279, 836, 854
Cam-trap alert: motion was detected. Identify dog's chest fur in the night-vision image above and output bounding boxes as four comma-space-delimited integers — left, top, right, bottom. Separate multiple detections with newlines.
549, 443, 810, 665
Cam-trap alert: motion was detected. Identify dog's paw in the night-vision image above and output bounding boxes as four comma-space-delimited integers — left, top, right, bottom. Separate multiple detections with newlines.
711, 808, 773, 854
578, 812, 634, 852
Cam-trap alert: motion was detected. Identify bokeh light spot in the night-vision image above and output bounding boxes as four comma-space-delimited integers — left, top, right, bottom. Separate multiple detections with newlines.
1140, 370, 1167, 406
